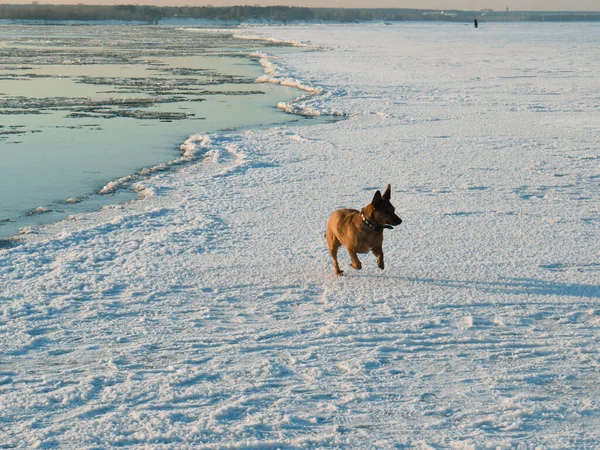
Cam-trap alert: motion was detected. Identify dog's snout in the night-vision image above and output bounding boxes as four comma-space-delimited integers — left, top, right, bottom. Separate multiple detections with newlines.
392, 216, 402, 226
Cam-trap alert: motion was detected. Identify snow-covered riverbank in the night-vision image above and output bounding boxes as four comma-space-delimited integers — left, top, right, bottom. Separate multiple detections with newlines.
1, 22, 599, 448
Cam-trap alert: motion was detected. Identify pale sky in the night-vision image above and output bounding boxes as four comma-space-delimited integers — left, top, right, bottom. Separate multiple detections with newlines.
3, 0, 599, 11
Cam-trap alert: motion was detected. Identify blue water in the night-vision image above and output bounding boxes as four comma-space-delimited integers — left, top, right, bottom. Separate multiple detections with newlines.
0, 24, 321, 240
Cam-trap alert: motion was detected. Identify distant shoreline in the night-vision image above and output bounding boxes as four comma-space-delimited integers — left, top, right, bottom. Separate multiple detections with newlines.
1, 5, 600, 24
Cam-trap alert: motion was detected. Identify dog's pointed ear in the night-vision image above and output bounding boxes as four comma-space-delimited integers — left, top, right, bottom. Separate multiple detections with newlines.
382, 184, 391, 201
372, 190, 382, 206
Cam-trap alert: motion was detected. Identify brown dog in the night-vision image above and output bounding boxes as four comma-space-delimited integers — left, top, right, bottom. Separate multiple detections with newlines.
326, 184, 402, 276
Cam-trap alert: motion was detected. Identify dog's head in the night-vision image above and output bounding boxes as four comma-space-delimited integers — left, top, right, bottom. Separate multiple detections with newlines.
369, 184, 403, 227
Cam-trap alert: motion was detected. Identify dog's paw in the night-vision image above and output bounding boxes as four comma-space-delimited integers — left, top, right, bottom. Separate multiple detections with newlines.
335, 270, 344, 276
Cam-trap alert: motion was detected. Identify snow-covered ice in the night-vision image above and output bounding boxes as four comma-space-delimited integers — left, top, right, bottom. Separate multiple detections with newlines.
1, 22, 600, 448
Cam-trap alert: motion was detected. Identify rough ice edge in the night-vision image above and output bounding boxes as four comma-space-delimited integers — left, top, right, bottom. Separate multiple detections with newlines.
252, 52, 321, 94
96, 132, 249, 200
231, 29, 346, 118
233, 32, 318, 49
97, 133, 213, 195
251, 52, 345, 118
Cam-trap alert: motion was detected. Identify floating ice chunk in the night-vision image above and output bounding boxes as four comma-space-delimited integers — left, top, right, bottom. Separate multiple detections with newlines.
27, 206, 52, 215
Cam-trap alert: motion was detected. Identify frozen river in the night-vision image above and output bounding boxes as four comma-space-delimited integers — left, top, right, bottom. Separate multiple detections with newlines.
1, 21, 599, 449
0, 24, 318, 239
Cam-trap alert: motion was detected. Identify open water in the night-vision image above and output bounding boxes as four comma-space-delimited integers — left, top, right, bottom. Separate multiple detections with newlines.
0, 23, 320, 240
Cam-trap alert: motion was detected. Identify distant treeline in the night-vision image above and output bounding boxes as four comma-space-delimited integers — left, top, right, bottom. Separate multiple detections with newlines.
1, 4, 599, 23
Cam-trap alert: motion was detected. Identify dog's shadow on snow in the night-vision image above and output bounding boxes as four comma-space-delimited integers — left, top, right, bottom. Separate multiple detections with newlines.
355, 273, 600, 299
403, 276, 600, 299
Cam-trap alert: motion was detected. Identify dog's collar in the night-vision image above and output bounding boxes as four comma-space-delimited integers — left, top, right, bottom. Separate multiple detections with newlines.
361, 212, 394, 231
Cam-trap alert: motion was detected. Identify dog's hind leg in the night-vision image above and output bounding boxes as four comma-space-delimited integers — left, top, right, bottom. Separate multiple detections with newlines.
326, 231, 344, 276
373, 246, 384, 270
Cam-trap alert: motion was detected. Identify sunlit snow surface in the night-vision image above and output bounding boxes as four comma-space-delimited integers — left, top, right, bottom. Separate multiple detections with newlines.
1, 22, 600, 448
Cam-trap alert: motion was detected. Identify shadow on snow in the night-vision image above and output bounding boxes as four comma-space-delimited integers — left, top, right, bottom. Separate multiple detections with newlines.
403, 277, 600, 299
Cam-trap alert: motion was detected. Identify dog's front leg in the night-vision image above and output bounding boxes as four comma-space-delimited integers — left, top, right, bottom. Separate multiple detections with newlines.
331, 251, 343, 276
348, 250, 363, 270
373, 246, 384, 270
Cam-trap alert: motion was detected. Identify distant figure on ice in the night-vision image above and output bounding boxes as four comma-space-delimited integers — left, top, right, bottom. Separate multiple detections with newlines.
474, 19, 478, 28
